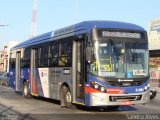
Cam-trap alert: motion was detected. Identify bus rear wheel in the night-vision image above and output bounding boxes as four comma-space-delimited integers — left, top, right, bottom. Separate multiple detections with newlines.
23, 82, 31, 99
60, 85, 72, 108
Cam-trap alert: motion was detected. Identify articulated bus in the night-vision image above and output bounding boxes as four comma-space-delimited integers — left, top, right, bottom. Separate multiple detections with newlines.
9, 21, 150, 108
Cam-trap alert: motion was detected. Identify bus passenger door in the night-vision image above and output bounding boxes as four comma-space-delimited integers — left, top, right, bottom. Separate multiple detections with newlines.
72, 39, 86, 104
15, 51, 21, 91
30, 49, 38, 95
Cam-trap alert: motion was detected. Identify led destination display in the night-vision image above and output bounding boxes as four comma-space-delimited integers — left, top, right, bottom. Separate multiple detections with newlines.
102, 31, 141, 39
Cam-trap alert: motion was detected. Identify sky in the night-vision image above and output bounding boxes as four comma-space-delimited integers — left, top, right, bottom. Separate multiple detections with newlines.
0, 0, 160, 50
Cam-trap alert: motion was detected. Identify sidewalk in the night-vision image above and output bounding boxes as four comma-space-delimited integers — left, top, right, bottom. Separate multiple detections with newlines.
155, 86, 160, 93
150, 81, 160, 93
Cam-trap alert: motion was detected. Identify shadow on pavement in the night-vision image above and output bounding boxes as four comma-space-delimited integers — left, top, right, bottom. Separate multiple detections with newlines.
0, 103, 36, 120
74, 104, 137, 112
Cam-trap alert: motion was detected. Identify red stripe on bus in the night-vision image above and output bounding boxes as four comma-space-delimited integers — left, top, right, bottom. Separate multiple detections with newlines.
106, 88, 125, 94
29, 73, 37, 94
85, 87, 101, 94
32, 79, 37, 93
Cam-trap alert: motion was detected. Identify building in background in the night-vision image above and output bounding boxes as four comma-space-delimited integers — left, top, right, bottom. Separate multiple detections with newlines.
148, 17, 160, 50
148, 17, 160, 88
0, 41, 18, 72
0, 50, 4, 71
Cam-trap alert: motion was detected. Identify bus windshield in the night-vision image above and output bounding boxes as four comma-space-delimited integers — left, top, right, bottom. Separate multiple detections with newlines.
89, 40, 149, 78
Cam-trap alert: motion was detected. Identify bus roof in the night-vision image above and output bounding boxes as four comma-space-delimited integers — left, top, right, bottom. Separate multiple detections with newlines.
12, 21, 145, 50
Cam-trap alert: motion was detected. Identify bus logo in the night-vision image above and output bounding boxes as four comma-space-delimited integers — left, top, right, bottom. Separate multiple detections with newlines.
41, 72, 47, 77
118, 79, 133, 82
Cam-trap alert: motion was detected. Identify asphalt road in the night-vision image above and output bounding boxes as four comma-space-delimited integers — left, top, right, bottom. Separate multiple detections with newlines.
0, 85, 160, 120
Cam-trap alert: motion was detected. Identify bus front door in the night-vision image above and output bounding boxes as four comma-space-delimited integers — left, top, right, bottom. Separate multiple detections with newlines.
15, 51, 21, 91
72, 40, 86, 104
30, 49, 38, 95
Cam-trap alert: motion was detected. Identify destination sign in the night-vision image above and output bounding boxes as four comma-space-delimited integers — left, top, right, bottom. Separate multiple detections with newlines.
102, 31, 141, 39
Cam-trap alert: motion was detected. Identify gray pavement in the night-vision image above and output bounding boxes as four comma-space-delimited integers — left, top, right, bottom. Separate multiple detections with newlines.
0, 85, 160, 120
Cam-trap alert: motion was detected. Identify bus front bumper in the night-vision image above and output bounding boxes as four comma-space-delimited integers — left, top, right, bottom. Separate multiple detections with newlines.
86, 89, 150, 106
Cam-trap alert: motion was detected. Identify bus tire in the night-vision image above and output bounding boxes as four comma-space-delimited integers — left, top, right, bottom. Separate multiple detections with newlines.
23, 82, 31, 99
60, 85, 73, 108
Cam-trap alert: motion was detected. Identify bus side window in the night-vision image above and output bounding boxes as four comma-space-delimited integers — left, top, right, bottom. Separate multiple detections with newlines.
22, 60, 30, 68
38, 44, 49, 67
10, 58, 16, 69
67, 47, 72, 65
59, 43, 67, 66
22, 48, 31, 68
58, 41, 72, 67
49, 44, 59, 67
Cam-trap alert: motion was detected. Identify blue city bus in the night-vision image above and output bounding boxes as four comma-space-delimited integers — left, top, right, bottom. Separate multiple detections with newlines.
9, 21, 150, 108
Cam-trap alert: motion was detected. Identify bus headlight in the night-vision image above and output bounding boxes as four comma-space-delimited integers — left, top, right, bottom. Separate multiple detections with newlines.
100, 86, 105, 92
144, 86, 148, 91
94, 84, 99, 89
144, 82, 150, 91
90, 81, 106, 92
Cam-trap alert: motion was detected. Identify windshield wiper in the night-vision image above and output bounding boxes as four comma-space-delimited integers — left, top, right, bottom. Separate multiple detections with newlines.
109, 39, 119, 60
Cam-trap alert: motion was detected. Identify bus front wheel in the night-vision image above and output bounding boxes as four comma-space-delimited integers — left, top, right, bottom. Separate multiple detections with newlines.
60, 85, 72, 108
23, 82, 31, 99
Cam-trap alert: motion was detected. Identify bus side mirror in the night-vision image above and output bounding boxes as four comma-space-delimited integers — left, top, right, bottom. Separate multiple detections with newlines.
86, 47, 92, 62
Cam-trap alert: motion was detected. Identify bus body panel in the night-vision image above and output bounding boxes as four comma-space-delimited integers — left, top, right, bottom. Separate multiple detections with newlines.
84, 74, 150, 106
15, 67, 72, 99
85, 90, 150, 106
9, 21, 149, 107
48, 67, 72, 100
11, 21, 145, 51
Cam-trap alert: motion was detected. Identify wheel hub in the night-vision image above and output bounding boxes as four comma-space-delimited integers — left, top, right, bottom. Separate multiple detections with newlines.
66, 91, 71, 103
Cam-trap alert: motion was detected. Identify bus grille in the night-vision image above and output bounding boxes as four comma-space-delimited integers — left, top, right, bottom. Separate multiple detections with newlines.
109, 95, 142, 102
107, 81, 144, 87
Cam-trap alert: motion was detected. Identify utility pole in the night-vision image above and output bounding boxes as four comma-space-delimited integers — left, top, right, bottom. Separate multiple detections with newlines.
30, 0, 37, 38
